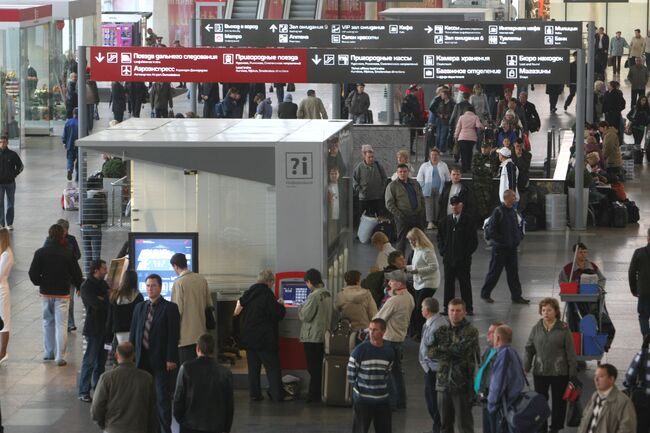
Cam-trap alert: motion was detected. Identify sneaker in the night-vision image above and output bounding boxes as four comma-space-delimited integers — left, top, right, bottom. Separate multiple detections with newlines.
67, 170, 72, 181
78, 395, 92, 403
426, 222, 435, 230
6, 225, 12, 231
43, 355, 54, 361
481, 296, 495, 304
55, 359, 67, 366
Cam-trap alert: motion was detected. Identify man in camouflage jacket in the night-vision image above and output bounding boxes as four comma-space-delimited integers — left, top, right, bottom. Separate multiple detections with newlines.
429, 298, 480, 433
472, 143, 499, 223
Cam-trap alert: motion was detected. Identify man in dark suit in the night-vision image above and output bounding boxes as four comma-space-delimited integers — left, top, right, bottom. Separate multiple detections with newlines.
437, 196, 479, 315
595, 27, 610, 77
437, 166, 477, 227
173, 333, 234, 433
130, 273, 180, 433
199, 83, 220, 118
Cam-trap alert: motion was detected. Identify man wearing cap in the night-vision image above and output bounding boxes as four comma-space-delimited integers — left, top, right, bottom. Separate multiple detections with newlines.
385, 164, 425, 254
346, 83, 371, 124
437, 195, 478, 315
480, 189, 530, 305
373, 270, 415, 410
437, 166, 477, 226
0, 134, 23, 231
497, 148, 518, 205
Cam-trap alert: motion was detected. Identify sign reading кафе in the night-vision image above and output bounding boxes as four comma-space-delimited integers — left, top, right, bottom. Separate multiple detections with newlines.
90, 46, 569, 84
200, 19, 582, 49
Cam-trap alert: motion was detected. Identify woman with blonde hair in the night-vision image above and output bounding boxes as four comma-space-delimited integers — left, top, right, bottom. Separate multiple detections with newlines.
391, 149, 416, 180
0, 228, 14, 364
370, 231, 395, 272
406, 227, 440, 335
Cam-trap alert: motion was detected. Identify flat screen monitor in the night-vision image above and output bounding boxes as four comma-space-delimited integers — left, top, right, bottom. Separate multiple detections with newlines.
129, 232, 199, 301
281, 281, 309, 306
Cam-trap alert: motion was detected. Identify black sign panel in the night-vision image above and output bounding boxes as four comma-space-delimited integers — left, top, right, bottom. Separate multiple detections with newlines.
305, 49, 569, 84
201, 20, 582, 49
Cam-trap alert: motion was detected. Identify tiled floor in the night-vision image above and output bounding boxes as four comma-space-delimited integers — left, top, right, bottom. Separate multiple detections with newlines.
0, 83, 648, 432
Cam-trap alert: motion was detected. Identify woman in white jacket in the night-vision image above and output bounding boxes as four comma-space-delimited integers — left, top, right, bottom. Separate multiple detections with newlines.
406, 227, 440, 335
417, 148, 451, 230
0, 228, 14, 364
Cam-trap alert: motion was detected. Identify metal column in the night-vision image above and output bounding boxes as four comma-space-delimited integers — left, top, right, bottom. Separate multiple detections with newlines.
331, 84, 340, 119
574, 49, 586, 230
77, 47, 88, 140
387, 84, 395, 124
586, 22, 595, 123
190, 17, 198, 115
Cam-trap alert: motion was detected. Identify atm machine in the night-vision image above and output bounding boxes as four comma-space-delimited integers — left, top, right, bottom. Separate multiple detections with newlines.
275, 271, 308, 370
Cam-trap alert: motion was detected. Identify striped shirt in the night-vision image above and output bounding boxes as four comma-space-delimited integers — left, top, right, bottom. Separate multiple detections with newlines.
625, 348, 650, 395
347, 340, 394, 403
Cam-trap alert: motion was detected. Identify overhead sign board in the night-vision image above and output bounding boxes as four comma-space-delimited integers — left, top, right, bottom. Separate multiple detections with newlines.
89, 46, 308, 83
200, 19, 582, 49
307, 49, 569, 84
89, 46, 568, 84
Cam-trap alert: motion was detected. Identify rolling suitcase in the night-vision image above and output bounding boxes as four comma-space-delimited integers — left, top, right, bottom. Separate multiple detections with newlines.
612, 201, 628, 228
322, 355, 352, 406
61, 186, 79, 210
325, 319, 358, 356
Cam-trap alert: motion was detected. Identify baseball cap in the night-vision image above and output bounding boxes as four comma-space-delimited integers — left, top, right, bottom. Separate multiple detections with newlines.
497, 147, 511, 158
450, 195, 463, 205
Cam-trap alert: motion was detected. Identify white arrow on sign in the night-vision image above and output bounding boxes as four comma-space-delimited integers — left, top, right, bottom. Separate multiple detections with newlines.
270, 24, 278, 33
205, 24, 213, 32
95, 53, 105, 63
312, 54, 322, 65
425, 25, 433, 34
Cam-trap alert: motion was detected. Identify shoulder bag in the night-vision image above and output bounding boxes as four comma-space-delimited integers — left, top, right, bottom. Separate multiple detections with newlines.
623, 350, 649, 408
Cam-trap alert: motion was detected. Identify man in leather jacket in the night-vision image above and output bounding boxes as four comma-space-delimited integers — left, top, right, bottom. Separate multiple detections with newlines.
173, 334, 234, 433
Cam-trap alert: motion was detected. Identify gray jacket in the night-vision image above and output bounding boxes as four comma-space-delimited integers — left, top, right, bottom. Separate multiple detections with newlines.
150, 83, 174, 110
353, 160, 387, 201
627, 64, 649, 89
419, 313, 448, 372
90, 362, 158, 433
385, 178, 425, 221
577, 386, 637, 433
609, 37, 629, 56
524, 319, 577, 377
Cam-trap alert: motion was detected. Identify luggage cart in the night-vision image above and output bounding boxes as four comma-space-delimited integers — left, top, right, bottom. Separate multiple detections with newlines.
560, 290, 606, 364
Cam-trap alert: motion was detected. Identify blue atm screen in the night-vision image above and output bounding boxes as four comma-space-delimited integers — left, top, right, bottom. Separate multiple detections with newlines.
133, 238, 194, 300
282, 282, 309, 306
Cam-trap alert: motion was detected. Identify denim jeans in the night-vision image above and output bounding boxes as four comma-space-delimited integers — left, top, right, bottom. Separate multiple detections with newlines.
385, 341, 406, 409
81, 226, 102, 276
0, 182, 16, 226
78, 335, 107, 396
638, 298, 650, 337
66, 149, 79, 181
42, 297, 69, 362
436, 123, 449, 152
68, 287, 76, 329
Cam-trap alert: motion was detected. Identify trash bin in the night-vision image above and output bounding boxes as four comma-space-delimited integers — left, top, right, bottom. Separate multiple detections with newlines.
545, 193, 567, 231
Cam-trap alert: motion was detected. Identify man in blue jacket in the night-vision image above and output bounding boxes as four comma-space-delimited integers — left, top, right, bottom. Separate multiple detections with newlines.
62, 107, 79, 181
480, 190, 530, 304
488, 325, 526, 433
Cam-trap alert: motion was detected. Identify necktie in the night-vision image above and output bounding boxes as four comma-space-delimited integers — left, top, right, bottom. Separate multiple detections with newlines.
142, 301, 154, 350
588, 395, 604, 433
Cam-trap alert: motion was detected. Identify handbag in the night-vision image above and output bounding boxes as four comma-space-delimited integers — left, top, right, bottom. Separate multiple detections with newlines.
205, 306, 216, 330
608, 56, 614, 67
94, 105, 100, 120
566, 399, 582, 427
623, 350, 649, 408
286, 83, 296, 92
562, 377, 582, 401
502, 354, 551, 433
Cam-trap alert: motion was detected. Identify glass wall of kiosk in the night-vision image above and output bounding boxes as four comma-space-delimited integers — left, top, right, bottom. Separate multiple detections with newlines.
77, 118, 353, 378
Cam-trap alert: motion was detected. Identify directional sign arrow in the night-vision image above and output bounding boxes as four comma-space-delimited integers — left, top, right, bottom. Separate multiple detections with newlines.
270, 24, 278, 33
95, 53, 105, 63
312, 54, 322, 65
425, 25, 433, 34
205, 24, 213, 32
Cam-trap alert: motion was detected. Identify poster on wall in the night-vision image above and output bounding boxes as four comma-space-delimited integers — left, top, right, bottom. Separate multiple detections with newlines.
168, 0, 194, 47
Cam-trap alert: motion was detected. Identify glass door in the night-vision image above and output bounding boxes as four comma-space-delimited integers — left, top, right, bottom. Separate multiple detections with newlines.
1, 27, 21, 145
